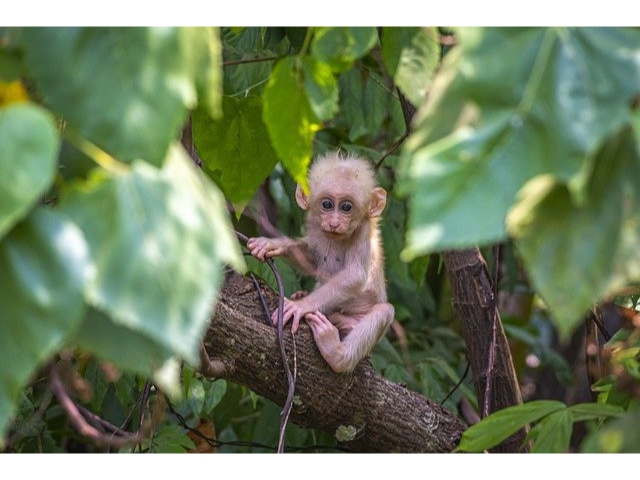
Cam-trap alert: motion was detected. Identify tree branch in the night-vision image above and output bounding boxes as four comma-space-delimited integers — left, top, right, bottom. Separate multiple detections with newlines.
202, 270, 466, 453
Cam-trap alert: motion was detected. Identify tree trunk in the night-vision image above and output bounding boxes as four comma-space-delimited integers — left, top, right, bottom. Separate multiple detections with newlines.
202, 270, 467, 453
442, 249, 527, 452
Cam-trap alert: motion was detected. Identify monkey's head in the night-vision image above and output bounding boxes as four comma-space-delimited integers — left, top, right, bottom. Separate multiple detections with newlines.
295, 151, 387, 238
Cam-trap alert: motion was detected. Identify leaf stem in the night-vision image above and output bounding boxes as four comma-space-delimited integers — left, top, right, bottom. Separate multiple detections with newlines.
64, 129, 130, 175
298, 27, 315, 57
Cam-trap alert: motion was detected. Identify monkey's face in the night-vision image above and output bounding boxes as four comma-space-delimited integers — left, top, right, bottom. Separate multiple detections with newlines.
313, 195, 363, 237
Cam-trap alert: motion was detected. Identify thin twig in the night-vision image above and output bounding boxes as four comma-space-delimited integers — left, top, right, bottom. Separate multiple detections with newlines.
374, 131, 409, 171
440, 360, 471, 405
48, 360, 147, 449
251, 273, 273, 326
235, 230, 297, 454
75, 404, 130, 436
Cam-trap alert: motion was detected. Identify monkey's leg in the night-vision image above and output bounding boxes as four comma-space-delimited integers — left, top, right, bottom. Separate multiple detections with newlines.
307, 303, 394, 373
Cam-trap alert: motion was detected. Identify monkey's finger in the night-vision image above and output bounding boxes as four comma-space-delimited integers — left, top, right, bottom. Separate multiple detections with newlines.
254, 245, 272, 262
306, 314, 335, 341
306, 318, 319, 337
292, 315, 301, 334
272, 301, 295, 326
271, 306, 286, 326
309, 311, 331, 326
264, 247, 284, 258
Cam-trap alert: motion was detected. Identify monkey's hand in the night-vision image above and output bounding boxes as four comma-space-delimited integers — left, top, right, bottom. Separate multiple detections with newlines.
271, 298, 310, 334
290, 290, 308, 300
247, 237, 287, 261
305, 312, 347, 373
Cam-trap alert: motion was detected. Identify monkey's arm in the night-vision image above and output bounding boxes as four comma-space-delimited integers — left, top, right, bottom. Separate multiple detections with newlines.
247, 236, 316, 275
247, 236, 300, 260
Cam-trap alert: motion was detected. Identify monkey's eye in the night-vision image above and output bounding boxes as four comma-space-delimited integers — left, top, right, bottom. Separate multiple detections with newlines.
339, 202, 353, 213
321, 199, 334, 211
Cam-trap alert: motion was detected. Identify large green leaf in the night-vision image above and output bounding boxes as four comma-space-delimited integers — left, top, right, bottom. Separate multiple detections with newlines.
528, 409, 573, 453
0, 208, 90, 443
60, 146, 243, 367
263, 57, 320, 190
508, 128, 640, 338
193, 96, 279, 205
381, 27, 439, 106
401, 27, 640, 257
0, 103, 59, 238
71, 308, 182, 396
311, 27, 377, 72
22, 27, 221, 166
402, 114, 542, 258
456, 400, 565, 452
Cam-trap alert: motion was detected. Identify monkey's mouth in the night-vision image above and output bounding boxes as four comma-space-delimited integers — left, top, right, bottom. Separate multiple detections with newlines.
322, 229, 345, 238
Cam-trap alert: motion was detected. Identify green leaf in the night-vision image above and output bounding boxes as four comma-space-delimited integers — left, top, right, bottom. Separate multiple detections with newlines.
22, 27, 220, 166
632, 111, 640, 147
202, 379, 227, 416
402, 114, 538, 258
456, 400, 565, 452
336, 69, 367, 141
400, 27, 640, 259
581, 409, 640, 453
311, 27, 377, 72
186, 376, 206, 418
195, 27, 223, 119
60, 146, 243, 367
362, 71, 388, 136
381, 27, 440, 106
193, 96, 279, 205
508, 128, 640, 338
0, 28, 23, 81
301, 56, 339, 122
142, 424, 195, 453
566, 402, 624, 422
0, 208, 90, 442
528, 409, 573, 453
263, 57, 320, 189
0, 103, 59, 238
72, 308, 181, 395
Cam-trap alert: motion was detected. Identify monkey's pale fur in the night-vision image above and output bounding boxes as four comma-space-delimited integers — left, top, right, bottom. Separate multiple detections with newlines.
248, 150, 394, 373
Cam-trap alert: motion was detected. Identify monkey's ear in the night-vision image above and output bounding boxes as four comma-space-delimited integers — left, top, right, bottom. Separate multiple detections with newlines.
295, 184, 309, 210
369, 187, 387, 217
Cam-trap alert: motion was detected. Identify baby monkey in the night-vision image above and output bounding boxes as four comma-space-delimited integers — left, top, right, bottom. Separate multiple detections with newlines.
248, 151, 394, 373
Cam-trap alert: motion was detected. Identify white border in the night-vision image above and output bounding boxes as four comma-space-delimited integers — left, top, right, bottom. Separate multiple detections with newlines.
4, 1, 636, 27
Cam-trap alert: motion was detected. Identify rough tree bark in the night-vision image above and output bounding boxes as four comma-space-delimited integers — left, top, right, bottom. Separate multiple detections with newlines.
201, 269, 467, 453
443, 249, 527, 452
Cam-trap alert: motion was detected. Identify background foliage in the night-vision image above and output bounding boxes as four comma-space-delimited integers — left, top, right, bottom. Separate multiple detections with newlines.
1, 26, 639, 453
